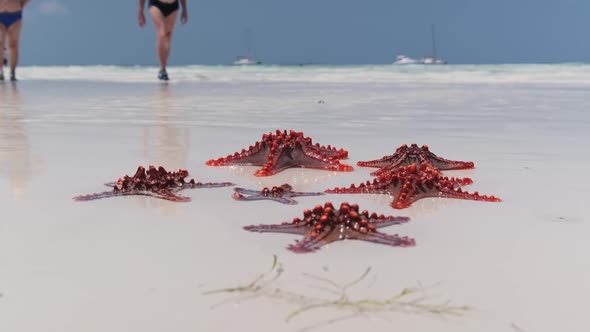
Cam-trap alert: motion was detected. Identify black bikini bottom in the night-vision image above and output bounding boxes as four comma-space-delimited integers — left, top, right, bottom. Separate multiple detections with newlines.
149, 0, 179, 17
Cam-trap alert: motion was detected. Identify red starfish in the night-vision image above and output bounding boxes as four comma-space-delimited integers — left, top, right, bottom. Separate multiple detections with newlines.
357, 143, 475, 177
326, 162, 500, 209
232, 184, 324, 205
244, 201, 414, 253
74, 166, 234, 202
206, 130, 353, 177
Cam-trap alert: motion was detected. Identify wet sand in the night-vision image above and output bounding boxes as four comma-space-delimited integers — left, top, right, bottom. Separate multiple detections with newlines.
0, 68, 589, 332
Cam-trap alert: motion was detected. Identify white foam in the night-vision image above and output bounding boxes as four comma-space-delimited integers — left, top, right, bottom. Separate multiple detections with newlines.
16, 63, 590, 85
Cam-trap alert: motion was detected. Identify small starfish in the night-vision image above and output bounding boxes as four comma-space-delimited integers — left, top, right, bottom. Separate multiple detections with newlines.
74, 165, 234, 202
244, 201, 414, 253
206, 129, 353, 177
326, 162, 500, 209
232, 184, 324, 205
358, 143, 475, 177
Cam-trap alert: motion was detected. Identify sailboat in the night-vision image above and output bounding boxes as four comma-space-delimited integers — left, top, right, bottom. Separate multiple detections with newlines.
393, 54, 419, 65
233, 28, 262, 66
420, 24, 447, 65
233, 56, 261, 66
393, 25, 447, 65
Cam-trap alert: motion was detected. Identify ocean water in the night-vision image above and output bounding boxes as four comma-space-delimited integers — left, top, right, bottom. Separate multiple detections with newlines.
15, 63, 590, 84
1, 65, 589, 332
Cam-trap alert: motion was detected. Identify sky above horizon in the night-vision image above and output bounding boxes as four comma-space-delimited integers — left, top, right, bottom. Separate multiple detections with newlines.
16, 0, 590, 65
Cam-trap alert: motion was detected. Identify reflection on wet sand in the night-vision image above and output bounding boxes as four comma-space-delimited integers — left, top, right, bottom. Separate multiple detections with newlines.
0, 83, 37, 198
140, 84, 192, 212
213, 165, 340, 190
143, 84, 190, 169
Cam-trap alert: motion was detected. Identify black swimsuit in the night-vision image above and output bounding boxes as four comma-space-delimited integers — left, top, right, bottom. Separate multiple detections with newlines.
149, 0, 179, 17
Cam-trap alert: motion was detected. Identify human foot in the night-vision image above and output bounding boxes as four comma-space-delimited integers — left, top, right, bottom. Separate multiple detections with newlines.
158, 68, 169, 81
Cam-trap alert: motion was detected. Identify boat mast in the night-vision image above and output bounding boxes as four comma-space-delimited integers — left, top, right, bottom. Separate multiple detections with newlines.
431, 24, 437, 59
243, 28, 251, 57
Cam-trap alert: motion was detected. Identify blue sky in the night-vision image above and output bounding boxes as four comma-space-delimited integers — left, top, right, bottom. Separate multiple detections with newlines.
19, 0, 590, 65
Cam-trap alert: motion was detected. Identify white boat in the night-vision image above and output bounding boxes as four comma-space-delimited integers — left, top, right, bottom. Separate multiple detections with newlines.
233, 29, 262, 65
420, 25, 447, 65
232, 56, 261, 66
394, 25, 447, 65
393, 55, 419, 65
420, 56, 447, 65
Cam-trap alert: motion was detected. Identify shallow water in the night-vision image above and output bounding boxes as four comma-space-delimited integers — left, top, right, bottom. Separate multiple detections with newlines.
0, 66, 589, 332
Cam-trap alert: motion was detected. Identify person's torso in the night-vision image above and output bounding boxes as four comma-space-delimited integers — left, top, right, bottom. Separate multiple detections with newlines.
154, 0, 178, 5
0, 0, 23, 13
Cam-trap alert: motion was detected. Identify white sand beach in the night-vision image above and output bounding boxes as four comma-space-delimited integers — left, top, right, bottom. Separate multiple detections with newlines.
0, 65, 589, 332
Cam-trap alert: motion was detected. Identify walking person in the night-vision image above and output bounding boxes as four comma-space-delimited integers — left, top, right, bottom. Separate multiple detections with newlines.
0, 0, 29, 81
138, 0, 188, 81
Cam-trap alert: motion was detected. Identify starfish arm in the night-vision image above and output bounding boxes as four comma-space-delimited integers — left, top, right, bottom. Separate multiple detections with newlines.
307, 142, 349, 159
390, 184, 419, 209
299, 144, 354, 171
287, 228, 339, 253
427, 152, 475, 170
254, 145, 289, 176
357, 151, 406, 169
181, 180, 235, 189
325, 186, 393, 195
325, 177, 400, 196
149, 190, 192, 202
73, 191, 124, 201
391, 182, 501, 209
448, 177, 474, 187
370, 163, 404, 177
296, 133, 348, 160
232, 186, 322, 204
119, 189, 193, 202
372, 216, 411, 228
205, 143, 270, 166
233, 187, 263, 195
436, 186, 502, 203
243, 222, 307, 235
74, 189, 190, 202
287, 191, 325, 198
347, 229, 416, 247
232, 192, 299, 205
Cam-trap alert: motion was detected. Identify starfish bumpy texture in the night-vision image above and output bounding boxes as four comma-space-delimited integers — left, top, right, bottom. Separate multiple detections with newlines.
326, 162, 500, 209
232, 184, 324, 205
358, 143, 474, 177
74, 166, 234, 202
244, 201, 414, 253
206, 130, 353, 176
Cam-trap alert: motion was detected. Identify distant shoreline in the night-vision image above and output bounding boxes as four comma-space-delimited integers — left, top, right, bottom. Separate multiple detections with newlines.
15, 62, 590, 68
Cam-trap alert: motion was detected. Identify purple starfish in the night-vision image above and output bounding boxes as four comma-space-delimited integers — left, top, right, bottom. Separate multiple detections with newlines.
232, 184, 324, 205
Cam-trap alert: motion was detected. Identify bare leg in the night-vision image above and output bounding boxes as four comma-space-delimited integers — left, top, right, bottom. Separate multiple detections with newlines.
7, 20, 22, 80
149, 7, 166, 69
162, 11, 178, 66
149, 7, 177, 71
0, 24, 6, 79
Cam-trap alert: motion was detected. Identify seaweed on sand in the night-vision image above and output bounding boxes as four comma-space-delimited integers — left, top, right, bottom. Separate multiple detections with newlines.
203, 256, 470, 328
